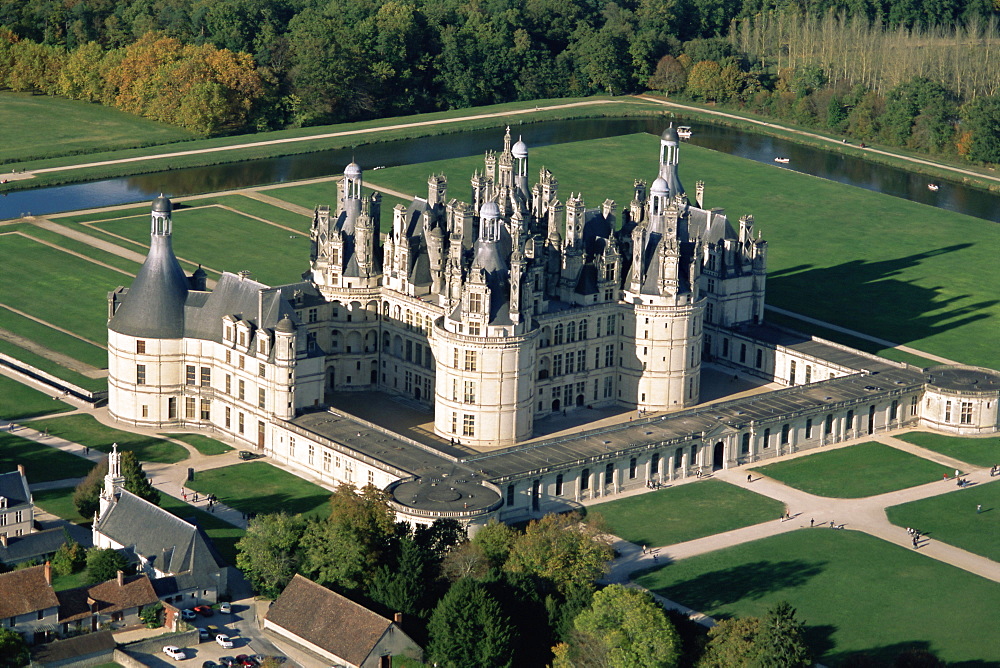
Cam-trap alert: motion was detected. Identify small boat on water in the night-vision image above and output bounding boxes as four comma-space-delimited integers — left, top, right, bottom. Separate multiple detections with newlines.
927, 184, 939, 191
677, 126, 692, 139
774, 157, 790, 164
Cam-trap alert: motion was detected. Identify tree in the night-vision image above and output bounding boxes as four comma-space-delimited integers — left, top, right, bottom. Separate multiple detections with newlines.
85, 547, 129, 585
367, 535, 432, 617
139, 601, 163, 628
685, 60, 725, 101
0, 627, 28, 668
426, 578, 514, 668
564, 584, 680, 668
648, 55, 687, 94
960, 93, 1000, 163
504, 512, 613, 594
753, 601, 812, 667
73, 458, 108, 520
120, 450, 159, 506
235, 512, 305, 598
698, 616, 761, 667
441, 540, 489, 582
472, 519, 517, 570
50, 532, 86, 578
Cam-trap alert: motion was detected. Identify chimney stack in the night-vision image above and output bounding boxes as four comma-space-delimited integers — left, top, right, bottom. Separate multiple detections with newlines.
44, 560, 52, 585
394, 612, 403, 625
117, 570, 125, 587
17, 464, 25, 476
0, 535, 7, 547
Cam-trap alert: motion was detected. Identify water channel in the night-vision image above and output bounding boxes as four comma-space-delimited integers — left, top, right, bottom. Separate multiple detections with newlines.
2, 117, 998, 223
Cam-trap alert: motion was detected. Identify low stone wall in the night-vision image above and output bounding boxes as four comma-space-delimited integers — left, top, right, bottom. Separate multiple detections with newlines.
115, 629, 200, 667
0, 352, 107, 404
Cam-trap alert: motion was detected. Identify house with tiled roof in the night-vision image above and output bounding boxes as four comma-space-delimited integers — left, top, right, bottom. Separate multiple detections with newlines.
264, 574, 422, 668
92, 446, 228, 605
57, 571, 159, 635
0, 563, 59, 645
0, 465, 34, 540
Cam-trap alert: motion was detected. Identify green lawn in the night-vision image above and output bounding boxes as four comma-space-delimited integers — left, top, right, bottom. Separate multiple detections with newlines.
186, 461, 331, 519
751, 442, 945, 498
33, 486, 91, 524
51, 570, 91, 592
0, 234, 126, 344
0, 337, 107, 393
24, 414, 188, 464
163, 433, 233, 456
0, 307, 109, 370
893, 432, 1000, 468
89, 206, 311, 286
886, 479, 1000, 561
587, 479, 784, 547
0, 92, 193, 163
23, 226, 143, 276
635, 530, 1000, 665
0, 375, 75, 420
0, 433, 95, 482
194, 194, 313, 233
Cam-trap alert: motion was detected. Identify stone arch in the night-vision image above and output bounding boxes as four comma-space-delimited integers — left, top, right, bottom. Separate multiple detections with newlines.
349, 301, 363, 323
537, 356, 551, 380
393, 335, 404, 357
713, 441, 725, 470
346, 331, 363, 353
365, 330, 377, 352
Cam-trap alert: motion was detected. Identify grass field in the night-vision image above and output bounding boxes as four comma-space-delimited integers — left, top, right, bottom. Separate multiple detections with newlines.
33, 486, 91, 524
587, 479, 784, 547
163, 433, 233, 456
0, 307, 109, 370
0, 92, 193, 163
750, 442, 947, 497
0, 375, 75, 420
893, 432, 1000, 468
0, 338, 107, 392
886, 480, 1000, 561
0, 432, 95, 482
88, 206, 310, 286
24, 414, 188, 464
634, 530, 1000, 665
186, 461, 331, 519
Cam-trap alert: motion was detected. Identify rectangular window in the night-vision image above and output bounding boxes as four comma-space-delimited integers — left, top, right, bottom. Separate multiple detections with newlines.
603, 376, 613, 398
258, 363, 266, 378
506, 484, 515, 506
910, 395, 919, 416
470, 293, 483, 313
756, 349, 763, 368
566, 353, 575, 375
308, 444, 315, 465
464, 381, 476, 404
805, 365, 812, 384
945, 400, 952, 422
225, 374, 232, 395
186, 365, 196, 385
239, 355, 245, 370
323, 450, 331, 472
577, 349, 587, 372
805, 419, 813, 439
453, 347, 460, 368
789, 360, 797, 385
226, 350, 232, 365
200, 399, 211, 420
464, 350, 477, 372
605, 345, 614, 367
136, 340, 146, 354
168, 397, 177, 419
468, 321, 481, 336
201, 367, 211, 387
581, 468, 590, 490
225, 406, 231, 429
185, 397, 195, 419
462, 414, 475, 437
596, 317, 602, 337
960, 402, 973, 425
136, 364, 146, 385
555, 474, 564, 496
451, 412, 457, 434
258, 388, 266, 409
238, 379, 245, 401
289, 436, 295, 458
238, 412, 244, 434
308, 308, 318, 323
553, 354, 563, 376
781, 424, 790, 445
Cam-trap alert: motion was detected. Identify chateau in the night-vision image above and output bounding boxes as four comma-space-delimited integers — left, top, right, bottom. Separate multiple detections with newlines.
106, 127, 1000, 530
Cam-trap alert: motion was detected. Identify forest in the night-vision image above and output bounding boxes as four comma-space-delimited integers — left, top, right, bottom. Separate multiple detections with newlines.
1, 0, 999, 163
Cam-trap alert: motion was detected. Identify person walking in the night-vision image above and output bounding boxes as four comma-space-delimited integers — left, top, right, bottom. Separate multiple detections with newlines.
747, 474, 752, 483
810, 518, 814, 527
977, 504, 982, 514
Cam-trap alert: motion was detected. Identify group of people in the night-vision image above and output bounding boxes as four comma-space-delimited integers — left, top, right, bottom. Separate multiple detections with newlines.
644, 479, 664, 489
906, 527, 924, 549
990, 465, 999, 477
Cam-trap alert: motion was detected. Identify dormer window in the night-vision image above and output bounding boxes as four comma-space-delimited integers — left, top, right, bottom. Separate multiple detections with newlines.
225, 326, 232, 342
239, 331, 246, 347
469, 293, 483, 314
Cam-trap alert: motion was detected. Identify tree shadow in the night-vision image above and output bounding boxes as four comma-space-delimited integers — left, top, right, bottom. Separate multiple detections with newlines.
645, 559, 826, 611
768, 244, 997, 347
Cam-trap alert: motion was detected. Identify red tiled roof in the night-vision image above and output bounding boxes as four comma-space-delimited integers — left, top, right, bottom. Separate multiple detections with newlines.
0, 565, 58, 619
57, 573, 159, 623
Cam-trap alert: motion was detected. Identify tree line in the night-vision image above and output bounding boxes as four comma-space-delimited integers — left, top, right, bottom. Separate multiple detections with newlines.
0, 0, 997, 138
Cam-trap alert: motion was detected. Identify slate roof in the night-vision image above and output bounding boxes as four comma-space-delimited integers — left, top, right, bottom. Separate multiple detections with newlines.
108, 234, 189, 339
93, 489, 224, 577
266, 574, 400, 666
57, 574, 158, 622
0, 469, 31, 506
0, 525, 92, 565
0, 565, 58, 619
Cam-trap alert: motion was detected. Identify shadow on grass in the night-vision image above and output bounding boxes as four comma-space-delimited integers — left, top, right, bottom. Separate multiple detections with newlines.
204, 491, 332, 519
647, 559, 826, 610
768, 244, 997, 347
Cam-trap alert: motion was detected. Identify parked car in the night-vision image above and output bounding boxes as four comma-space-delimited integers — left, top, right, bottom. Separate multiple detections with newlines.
235, 654, 257, 666
180, 609, 198, 621
194, 604, 214, 617
216, 634, 235, 649
219, 657, 236, 667
238, 451, 260, 460
197, 627, 209, 640
218, 602, 232, 614
203, 662, 219, 668
163, 646, 186, 661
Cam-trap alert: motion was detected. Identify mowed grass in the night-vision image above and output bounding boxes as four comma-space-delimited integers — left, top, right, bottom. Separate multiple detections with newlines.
193, 194, 313, 233
0, 374, 75, 420
0, 234, 124, 344
886, 479, 1000, 561
0, 307, 108, 370
163, 433, 233, 456
0, 337, 107, 392
24, 414, 188, 464
751, 442, 945, 498
635, 530, 1000, 665
33, 486, 91, 524
88, 206, 310, 286
186, 461, 331, 519
893, 431, 1000, 468
587, 479, 784, 546
0, 92, 193, 163
0, 432, 95, 482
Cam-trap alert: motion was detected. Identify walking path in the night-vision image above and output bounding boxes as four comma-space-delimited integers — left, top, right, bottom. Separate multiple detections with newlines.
637, 95, 1000, 188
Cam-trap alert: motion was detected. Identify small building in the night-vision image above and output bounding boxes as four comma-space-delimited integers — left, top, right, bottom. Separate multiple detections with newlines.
0, 465, 34, 539
264, 574, 423, 668
56, 571, 159, 635
0, 525, 92, 569
30, 630, 117, 668
0, 563, 59, 645
91, 446, 228, 604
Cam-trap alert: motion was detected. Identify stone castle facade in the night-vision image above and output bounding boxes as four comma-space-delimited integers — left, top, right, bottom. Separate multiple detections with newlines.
106, 127, 1000, 529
